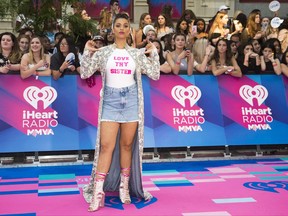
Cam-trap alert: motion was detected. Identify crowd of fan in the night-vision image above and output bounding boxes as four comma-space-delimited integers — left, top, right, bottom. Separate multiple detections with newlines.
1, 0, 288, 81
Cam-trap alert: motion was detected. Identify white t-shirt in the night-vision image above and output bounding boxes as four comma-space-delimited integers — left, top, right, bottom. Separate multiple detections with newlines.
106, 48, 136, 88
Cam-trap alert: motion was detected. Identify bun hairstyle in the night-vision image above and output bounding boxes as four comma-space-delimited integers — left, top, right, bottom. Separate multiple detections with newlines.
112, 12, 130, 29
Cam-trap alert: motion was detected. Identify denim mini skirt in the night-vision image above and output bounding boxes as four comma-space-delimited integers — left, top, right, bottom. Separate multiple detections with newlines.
101, 83, 139, 122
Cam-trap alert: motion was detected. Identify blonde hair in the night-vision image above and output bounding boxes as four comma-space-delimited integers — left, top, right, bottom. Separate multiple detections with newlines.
28, 36, 46, 64
192, 38, 209, 63
208, 12, 227, 39
99, 7, 112, 29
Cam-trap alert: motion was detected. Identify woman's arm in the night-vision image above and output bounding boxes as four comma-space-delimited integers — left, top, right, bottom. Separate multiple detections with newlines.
80, 40, 100, 79
139, 44, 160, 80
186, 52, 194, 76
211, 60, 228, 76
166, 51, 186, 75
20, 54, 50, 79
195, 46, 212, 73
160, 62, 172, 73
260, 56, 266, 71
135, 29, 147, 48
271, 58, 281, 75
230, 56, 242, 77
281, 63, 288, 77
8, 63, 20, 71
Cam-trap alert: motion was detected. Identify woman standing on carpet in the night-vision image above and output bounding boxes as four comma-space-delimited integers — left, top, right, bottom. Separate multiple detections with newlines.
80, 13, 160, 212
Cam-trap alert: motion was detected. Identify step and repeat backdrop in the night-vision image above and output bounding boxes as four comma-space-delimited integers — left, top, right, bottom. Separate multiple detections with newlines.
0, 74, 287, 153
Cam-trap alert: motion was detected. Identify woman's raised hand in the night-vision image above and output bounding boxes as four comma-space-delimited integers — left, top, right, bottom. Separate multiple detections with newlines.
85, 40, 99, 52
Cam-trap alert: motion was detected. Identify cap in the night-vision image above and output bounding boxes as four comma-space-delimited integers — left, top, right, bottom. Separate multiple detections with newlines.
218, 5, 230, 11
143, 25, 156, 36
92, 35, 104, 41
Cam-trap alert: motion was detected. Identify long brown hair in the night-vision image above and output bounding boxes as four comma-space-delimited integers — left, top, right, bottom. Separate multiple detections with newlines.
0, 32, 22, 64
212, 38, 233, 66
246, 11, 261, 38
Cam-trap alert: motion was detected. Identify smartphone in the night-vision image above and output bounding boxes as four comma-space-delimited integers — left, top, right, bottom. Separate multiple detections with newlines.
192, 25, 197, 32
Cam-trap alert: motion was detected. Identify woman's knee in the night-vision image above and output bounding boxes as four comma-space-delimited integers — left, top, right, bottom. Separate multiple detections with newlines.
100, 141, 115, 154
120, 141, 133, 151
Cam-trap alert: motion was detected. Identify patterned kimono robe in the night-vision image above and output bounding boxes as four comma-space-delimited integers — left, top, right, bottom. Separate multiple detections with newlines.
80, 43, 160, 203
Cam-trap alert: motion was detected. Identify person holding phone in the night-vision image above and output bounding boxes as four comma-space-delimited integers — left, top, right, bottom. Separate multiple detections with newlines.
50, 35, 80, 80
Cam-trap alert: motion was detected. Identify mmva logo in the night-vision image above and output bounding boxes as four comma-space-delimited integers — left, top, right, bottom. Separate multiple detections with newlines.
23, 86, 57, 109
239, 85, 268, 106
171, 85, 201, 107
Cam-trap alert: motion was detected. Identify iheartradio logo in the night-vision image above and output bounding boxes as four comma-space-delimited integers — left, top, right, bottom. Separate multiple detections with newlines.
171, 85, 201, 107
239, 85, 268, 106
23, 86, 57, 109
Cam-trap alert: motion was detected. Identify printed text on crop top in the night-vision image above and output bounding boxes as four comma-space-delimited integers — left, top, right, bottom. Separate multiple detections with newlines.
106, 48, 136, 88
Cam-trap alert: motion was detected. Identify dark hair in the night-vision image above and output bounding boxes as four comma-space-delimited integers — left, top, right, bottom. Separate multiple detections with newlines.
261, 40, 276, 58
194, 18, 206, 33
238, 41, 253, 56
54, 32, 65, 40
56, 35, 79, 64
112, 12, 130, 27
281, 49, 288, 64
0, 32, 22, 64
213, 38, 233, 66
175, 17, 189, 35
151, 39, 166, 65
278, 18, 288, 31
180, 9, 197, 21
173, 32, 186, 41
266, 38, 282, 54
109, 0, 119, 6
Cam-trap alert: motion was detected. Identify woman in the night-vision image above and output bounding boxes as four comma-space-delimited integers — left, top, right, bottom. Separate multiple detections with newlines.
0, 32, 22, 74
17, 34, 30, 54
152, 39, 171, 73
166, 33, 194, 75
194, 18, 208, 39
237, 41, 261, 74
251, 38, 262, 55
278, 18, 288, 53
161, 4, 174, 29
154, 14, 174, 41
260, 41, 281, 75
208, 12, 230, 46
280, 49, 288, 77
135, 13, 152, 48
50, 35, 80, 80
211, 38, 242, 77
20, 36, 51, 79
175, 17, 189, 35
80, 13, 160, 212
192, 38, 214, 73
241, 11, 264, 44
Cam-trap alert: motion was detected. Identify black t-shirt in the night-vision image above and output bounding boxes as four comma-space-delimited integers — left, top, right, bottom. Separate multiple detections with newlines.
0, 53, 9, 67
237, 56, 261, 74
50, 52, 80, 77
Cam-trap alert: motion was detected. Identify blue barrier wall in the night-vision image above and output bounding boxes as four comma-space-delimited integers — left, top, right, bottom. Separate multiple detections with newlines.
0, 74, 287, 153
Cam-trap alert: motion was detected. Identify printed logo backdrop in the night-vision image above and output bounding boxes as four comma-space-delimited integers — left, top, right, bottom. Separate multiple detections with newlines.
0, 74, 287, 152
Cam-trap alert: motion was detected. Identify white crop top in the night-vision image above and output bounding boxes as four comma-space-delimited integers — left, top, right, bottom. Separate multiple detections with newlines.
106, 48, 136, 88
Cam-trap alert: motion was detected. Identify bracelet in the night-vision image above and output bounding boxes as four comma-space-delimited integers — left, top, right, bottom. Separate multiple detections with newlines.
59, 69, 64, 73
36, 71, 39, 76
272, 63, 277, 67
175, 61, 181, 65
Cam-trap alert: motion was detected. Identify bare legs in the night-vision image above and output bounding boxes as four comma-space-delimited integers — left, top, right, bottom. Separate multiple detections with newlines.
88, 121, 138, 211
119, 122, 138, 204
